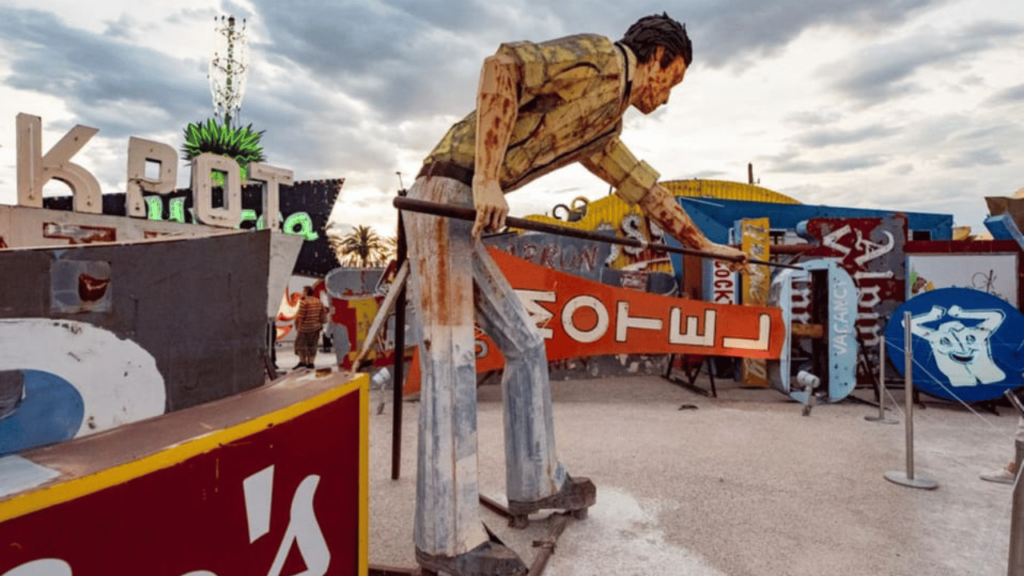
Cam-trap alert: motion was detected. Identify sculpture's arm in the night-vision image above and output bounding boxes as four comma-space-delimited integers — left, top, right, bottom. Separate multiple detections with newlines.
638, 184, 748, 269
472, 53, 521, 238
582, 139, 747, 272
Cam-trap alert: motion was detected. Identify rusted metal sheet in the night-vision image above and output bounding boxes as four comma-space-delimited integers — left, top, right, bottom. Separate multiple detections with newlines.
43, 180, 342, 277
319, 266, 413, 370
662, 179, 802, 205
0, 372, 369, 576
0, 205, 228, 246
797, 215, 907, 370
405, 248, 784, 394
740, 218, 771, 388
0, 231, 277, 431
769, 259, 859, 405
522, 199, 676, 275
484, 231, 611, 281
704, 259, 738, 305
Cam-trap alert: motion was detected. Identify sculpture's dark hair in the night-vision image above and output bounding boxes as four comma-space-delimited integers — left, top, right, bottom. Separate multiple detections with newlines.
620, 13, 692, 67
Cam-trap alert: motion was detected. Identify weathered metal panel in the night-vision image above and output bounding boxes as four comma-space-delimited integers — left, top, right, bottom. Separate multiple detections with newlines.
484, 231, 612, 281
0, 231, 273, 418
769, 259, 859, 404
0, 373, 368, 576
522, 199, 675, 274
907, 252, 1018, 306
797, 215, 907, 368
662, 179, 801, 205
405, 248, 784, 394
703, 259, 738, 305
675, 197, 953, 244
267, 234, 305, 319
885, 288, 1024, 402
41, 179, 342, 276
740, 218, 771, 388
984, 213, 1024, 252
0, 321, 165, 455
0, 204, 230, 246
905, 239, 1024, 307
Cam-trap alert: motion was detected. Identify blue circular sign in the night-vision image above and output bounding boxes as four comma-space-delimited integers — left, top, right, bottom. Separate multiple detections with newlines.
0, 369, 84, 456
885, 288, 1024, 402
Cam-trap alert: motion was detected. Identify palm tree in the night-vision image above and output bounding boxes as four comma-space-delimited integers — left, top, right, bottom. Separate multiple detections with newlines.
378, 234, 398, 265
338, 225, 385, 268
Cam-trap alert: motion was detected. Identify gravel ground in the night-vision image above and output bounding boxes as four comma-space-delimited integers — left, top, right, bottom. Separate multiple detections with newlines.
366, 374, 1021, 575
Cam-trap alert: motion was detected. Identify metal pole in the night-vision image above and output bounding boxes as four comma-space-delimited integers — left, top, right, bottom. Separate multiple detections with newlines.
865, 335, 898, 424
391, 191, 408, 481
884, 312, 937, 489
904, 315, 915, 480
1004, 390, 1024, 576
392, 196, 803, 271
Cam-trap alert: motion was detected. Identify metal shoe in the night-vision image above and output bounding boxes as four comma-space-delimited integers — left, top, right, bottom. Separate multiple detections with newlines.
415, 525, 527, 576
507, 474, 596, 528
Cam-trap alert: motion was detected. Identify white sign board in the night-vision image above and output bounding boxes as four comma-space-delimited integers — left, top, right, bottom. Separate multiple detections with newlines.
907, 253, 1018, 306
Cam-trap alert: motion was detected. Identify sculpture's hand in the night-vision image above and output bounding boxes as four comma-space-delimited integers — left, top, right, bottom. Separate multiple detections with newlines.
707, 243, 751, 275
472, 177, 508, 239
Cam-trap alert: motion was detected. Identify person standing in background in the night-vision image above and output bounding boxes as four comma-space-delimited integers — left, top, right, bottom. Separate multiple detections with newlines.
293, 286, 326, 369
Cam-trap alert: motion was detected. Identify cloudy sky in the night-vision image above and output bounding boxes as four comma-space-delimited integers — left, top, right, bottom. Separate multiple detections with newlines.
1, 0, 1022, 237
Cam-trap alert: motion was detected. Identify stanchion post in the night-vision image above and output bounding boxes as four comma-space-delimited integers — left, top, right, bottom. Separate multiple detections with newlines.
865, 334, 898, 424
391, 190, 408, 481
904, 317, 915, 479
1004, 390, 1024, 576
884, 312, 937, 490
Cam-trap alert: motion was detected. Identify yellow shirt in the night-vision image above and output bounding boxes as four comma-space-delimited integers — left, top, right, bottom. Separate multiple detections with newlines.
423, 34, 658, 205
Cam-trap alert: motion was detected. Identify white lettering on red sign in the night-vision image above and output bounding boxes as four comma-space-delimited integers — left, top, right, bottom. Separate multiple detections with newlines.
722, 314, 771, 351
517, 290, 557, 339
561, 295, 610, 343
669, 309, 716, 346
4, 468, 329, 576
615, 302, 663, 342
711, 260, 737, 305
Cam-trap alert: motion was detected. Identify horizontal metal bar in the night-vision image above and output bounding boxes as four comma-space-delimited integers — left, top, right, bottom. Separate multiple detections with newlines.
393, 196, 803, 271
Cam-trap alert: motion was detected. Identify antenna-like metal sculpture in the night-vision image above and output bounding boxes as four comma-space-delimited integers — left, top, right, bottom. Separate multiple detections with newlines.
209, 16, 249, 128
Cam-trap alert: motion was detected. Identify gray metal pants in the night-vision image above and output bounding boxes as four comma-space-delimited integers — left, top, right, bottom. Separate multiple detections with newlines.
404, 176, 567, 555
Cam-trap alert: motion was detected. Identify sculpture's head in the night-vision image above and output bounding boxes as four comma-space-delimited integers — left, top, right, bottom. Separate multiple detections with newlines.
621, 13, 692, 114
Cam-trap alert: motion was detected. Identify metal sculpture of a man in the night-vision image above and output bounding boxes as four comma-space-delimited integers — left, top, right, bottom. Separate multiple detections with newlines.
404, 13, 747, 576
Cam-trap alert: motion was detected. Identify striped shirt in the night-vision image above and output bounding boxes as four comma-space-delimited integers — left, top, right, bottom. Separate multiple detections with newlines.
295, 296, 325, 333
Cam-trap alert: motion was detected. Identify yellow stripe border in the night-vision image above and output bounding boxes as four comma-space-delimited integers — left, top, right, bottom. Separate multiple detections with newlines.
0, 373, 371, 573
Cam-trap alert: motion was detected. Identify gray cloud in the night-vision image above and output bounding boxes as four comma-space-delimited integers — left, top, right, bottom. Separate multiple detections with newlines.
986, 83, 1024, 106
685, 0, 946, 69
764, 150, 890, 173
0, 7, 210, 137
795, 124, 899, 147
940, 147, 1007, 169
820, 20, 1024, 107
2, 0, 1019, 237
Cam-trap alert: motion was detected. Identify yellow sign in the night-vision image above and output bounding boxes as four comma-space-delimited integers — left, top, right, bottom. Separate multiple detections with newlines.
741, 218, 771, 387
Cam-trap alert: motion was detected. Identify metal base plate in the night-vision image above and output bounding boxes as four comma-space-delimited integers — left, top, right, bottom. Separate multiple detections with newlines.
884, 471, 938, 490
864, 415, 900, 424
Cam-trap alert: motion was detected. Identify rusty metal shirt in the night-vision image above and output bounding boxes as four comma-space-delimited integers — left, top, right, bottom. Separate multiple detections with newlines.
423, 34, 659, 205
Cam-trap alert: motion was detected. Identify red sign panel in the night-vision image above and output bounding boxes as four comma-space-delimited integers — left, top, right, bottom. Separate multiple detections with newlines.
407, 248, 784, 393
798, 215, 907, 350
0, 383, 366, 576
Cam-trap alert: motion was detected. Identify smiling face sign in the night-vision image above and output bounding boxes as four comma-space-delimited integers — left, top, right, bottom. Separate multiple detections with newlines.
885, 288, 1024, 402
